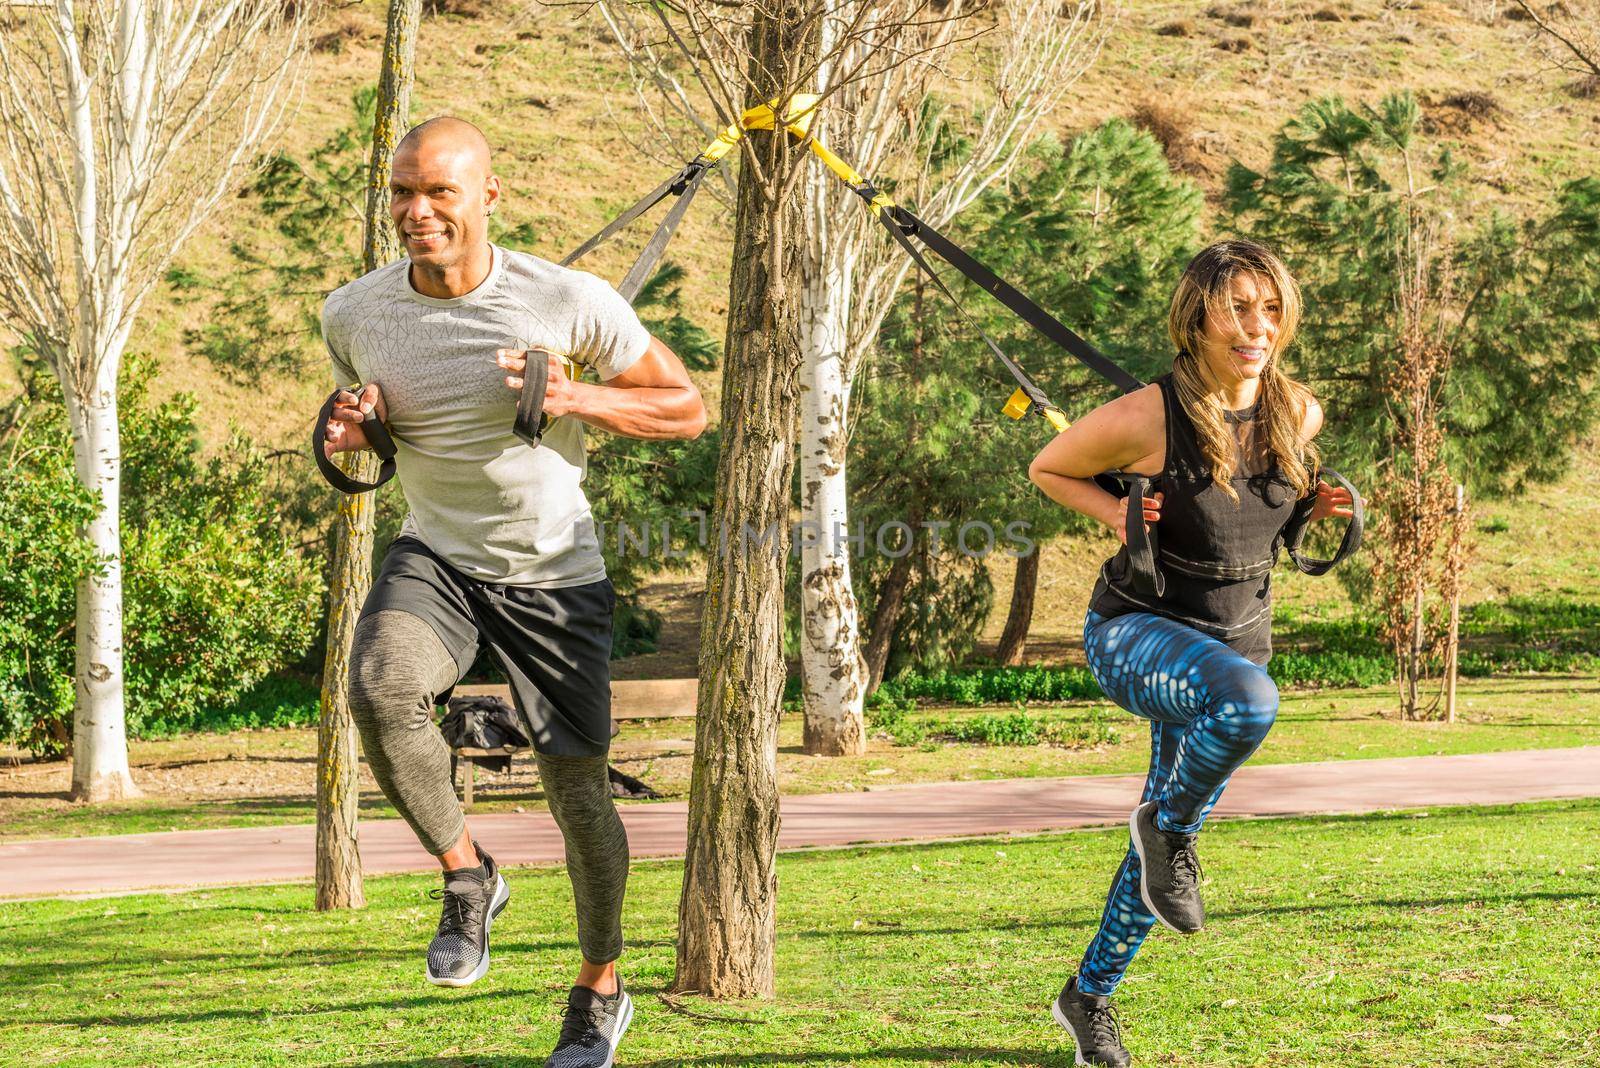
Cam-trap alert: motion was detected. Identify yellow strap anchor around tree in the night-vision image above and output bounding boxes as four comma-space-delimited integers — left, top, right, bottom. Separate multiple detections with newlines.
563, 92, 1144, 436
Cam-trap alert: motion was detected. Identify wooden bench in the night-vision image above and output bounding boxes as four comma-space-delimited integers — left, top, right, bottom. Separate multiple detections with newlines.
447, 678, 697, 808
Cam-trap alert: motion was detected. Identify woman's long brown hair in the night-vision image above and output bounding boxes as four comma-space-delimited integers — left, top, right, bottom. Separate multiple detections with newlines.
1166, 239, 1319, 499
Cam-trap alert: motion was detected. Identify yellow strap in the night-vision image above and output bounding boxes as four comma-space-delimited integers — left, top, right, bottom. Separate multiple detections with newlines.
1004, 388, 1070, 432
694, 93, 894, 214
805, 139, 896, 214
697, 93, 820, 164
694, 97, 1066, 433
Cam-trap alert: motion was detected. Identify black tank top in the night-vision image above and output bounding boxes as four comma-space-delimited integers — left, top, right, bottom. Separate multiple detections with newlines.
1089, 374, 1306, 665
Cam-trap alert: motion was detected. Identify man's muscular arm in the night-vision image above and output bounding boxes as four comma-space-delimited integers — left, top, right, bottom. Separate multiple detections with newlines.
496, 336, 707, 441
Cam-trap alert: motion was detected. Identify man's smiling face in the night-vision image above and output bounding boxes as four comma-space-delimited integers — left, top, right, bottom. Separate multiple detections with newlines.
389, 122, 498, 274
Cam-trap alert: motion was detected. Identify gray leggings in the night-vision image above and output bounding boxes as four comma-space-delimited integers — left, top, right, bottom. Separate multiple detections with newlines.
347, 609, 629, 963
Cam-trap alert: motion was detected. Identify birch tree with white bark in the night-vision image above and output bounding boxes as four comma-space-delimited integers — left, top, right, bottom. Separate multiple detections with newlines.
596, 0, 1110, 755
0, 0, 313, 801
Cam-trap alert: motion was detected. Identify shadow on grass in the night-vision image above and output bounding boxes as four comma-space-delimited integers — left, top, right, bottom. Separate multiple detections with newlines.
348, 1050, 1077, 1067
1, 934, 689, 987
41, 984, 547, 1030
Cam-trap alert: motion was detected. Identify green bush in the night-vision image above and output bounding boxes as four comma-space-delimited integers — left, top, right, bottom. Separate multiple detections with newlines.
880, 665, 1103, 704
0, 389, 101, 753
874, 707, 1122, 750
1268, 651, 1392, 689
610, 597, 663, 660
940, 712, 1041, 746
1041, 709, 1123, 749
0, 355, 324, 754
140, 676, 321, 737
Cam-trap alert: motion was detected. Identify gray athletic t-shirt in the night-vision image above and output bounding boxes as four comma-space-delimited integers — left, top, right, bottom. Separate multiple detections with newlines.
321, 245, 649, 587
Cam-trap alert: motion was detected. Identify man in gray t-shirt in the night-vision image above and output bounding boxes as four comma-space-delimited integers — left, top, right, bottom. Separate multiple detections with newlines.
319, 116, 704, 1068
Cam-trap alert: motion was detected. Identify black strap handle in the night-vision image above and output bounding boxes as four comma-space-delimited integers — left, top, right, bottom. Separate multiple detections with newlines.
512, 348, 552, 448
1286, 467, 1365, 576
1122, 475, 1165, 598
312, 387, 397, 494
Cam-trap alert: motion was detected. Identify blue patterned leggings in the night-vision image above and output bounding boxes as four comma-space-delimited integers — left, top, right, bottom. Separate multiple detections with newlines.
1076, 610, 1279, 996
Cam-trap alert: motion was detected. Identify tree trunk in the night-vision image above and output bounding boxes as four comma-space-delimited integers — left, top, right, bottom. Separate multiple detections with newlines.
65, 371, 139, 803
995, 547, 1039, 667
673, 5, 816, 1001
798, 229, 867, 756
315, 0, 423, 912
864, 540, 917, 694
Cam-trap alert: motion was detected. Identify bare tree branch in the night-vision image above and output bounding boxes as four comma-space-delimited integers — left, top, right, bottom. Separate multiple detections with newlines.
1511, 0, 1600, 80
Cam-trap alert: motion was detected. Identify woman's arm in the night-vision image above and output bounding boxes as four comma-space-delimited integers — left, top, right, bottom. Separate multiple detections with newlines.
1028, 384, 1166, 542
1297, 393, 1355, 522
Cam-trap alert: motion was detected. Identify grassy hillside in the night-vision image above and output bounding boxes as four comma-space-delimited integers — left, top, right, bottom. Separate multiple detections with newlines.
2, 1, 1593, 677
3, 0, 1592, 445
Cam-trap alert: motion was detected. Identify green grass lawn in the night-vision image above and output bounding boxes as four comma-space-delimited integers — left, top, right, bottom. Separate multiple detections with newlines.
5, 676, 1598, 843
4, 800, 1596, 1066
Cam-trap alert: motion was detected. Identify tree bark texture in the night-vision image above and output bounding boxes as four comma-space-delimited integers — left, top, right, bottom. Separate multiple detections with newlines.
66, 367, 139, 803
798, 221, 867, 757
673, 5, 817, 1000
995, 548, 1040, 667
315, 0, 422, 912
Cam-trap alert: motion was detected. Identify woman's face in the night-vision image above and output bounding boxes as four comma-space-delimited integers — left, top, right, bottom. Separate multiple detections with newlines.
1197, 271, 1281, 385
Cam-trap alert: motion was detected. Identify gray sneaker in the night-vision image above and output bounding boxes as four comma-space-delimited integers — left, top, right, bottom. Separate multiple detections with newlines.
546, 980, 634, 1068
1051, 976, 1131, 1067
1129, 801, 1204, 933
425, 845, 510, 987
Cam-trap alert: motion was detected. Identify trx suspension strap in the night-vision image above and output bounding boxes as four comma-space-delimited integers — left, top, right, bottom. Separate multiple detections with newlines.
312, 386, 398, 494
1280, 468, 1365, 576
1118, 464, 1367, 597
804, 132, 1143, 426
802, 126, 1363, 578
515, 101, 817, 447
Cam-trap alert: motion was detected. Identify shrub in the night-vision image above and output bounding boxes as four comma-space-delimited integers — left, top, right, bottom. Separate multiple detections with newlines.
0, 355, 324, 754
883, 665, 1103, 704
941, 712, 1041, 746
0, 392, 100, 753
140, 675, 321, 737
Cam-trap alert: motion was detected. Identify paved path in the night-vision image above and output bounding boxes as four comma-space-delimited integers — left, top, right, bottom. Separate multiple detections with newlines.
3, 747, 1596, 900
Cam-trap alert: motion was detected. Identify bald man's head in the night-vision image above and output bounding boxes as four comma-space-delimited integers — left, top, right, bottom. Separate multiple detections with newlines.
389, 115, 500, 286
397, 116, 492, 169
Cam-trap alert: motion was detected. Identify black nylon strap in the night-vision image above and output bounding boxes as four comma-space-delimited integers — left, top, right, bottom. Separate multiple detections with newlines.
512, 348, 551, 447
1122, 475, 1165, 598
560, 160, 706, 270
1286, 467, 1365, 576
873, 197, 1145, 396
617, 164, 707, 302
312, 387, 397, 494
858, 192, 1064, 419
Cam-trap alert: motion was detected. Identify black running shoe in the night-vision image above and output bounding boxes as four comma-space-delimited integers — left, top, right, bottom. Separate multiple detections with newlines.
545, 980, 634, 1068
425, 844, 510, 987
1052, 976, 1130, 1067
1128, 800, 1204, 933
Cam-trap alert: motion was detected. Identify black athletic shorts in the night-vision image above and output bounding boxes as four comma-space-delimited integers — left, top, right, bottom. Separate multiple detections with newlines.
360, 536, 615, 758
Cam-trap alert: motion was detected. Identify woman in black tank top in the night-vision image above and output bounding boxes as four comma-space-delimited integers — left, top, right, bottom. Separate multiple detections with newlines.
1026, 240, 1356, 1067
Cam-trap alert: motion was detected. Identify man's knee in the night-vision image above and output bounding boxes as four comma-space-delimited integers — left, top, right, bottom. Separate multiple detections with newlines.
538, 753, 618, 830
347, 611, 453, 731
